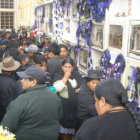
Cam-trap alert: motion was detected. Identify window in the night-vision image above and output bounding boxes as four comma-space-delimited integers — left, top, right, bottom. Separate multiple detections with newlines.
109, 25, 123, 49
72, 0, 78, 18
0, 0, 14, 9
79, 49, 88, 70
91, 23, 104, 49
0, 12, 14, 29
129, 21, 140, 55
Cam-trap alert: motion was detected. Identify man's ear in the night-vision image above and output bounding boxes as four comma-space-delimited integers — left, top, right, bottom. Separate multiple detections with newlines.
99, 97, 106, 107
31, 79, 37, 86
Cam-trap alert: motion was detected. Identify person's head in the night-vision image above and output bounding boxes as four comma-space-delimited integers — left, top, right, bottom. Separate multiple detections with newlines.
5, 32, 11, 39
85, 70, 102, 91
44, 36, 50, 44
94, 79, 128, 116
7, 41, 19, 52
48, 43, 60, 58
8, 47, 20, 60
17, 54, 29, 66
25, 44, 38, 56
62, 57, 75, 73
59, 44, 68, 59
0, 56, 20, 74
17, 65, 46, 90
21, 41, 33, 51
33, 54, 47, 71
1, 40, 8, 50
9, 34, 17, 41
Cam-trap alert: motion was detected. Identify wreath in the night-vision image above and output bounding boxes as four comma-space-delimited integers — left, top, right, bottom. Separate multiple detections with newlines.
100, 49, 112, 79
127, 67, 140, 108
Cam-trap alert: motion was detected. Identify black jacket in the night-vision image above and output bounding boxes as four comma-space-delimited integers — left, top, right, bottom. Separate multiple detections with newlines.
75, 111, 140, 140
17, 62, 32, 72
77, 80, 97, 122
53, 70, 83, 128
0, 73, 20, 122
47, 56, 63, 83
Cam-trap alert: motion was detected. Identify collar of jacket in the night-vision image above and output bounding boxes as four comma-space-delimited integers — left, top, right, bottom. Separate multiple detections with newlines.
23, 84, 47, 93
0, 73, 14, 79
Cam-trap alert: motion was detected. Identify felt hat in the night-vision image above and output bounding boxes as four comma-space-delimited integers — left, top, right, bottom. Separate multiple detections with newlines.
0, 56, 20, 71
84, 70, 102, 80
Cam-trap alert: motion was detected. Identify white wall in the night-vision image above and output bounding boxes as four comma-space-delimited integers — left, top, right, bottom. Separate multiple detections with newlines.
38, 0, 140, 86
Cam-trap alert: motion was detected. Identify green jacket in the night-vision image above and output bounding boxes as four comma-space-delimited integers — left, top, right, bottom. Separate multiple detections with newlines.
1, 84, 62, 140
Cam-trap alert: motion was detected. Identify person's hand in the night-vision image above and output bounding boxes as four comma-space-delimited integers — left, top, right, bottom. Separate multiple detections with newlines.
75, 88, 80, 94
62, 70, 72, 85
64, 70, 71, 79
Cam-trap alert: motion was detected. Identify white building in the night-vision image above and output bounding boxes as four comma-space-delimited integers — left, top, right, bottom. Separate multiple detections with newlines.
35, 0, 140, 88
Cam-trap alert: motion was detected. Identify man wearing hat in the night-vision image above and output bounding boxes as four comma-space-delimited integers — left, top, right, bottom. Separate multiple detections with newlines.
0, 56, 21, 122
1, 65, 62, 140
25, 44, 39, 64
77, 70, 102, 126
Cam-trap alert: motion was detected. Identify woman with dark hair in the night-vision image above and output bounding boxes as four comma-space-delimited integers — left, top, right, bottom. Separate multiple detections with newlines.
75, 79, 140, 140
77, 70, 102, 124
53, 57, 83, 140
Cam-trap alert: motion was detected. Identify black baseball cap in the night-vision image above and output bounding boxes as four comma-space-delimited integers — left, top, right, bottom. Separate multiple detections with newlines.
17, 65, 46, 81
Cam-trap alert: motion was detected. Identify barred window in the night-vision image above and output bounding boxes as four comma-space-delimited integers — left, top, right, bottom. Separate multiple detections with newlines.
0, 0, 14, 9
0, 12, 14, 29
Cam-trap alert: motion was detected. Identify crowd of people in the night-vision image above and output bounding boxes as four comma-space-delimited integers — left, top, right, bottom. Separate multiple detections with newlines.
0, 29, 140, 140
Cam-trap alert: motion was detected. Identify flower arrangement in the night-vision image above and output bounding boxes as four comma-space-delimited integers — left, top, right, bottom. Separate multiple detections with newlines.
66, 27, 70, 33
0, 126, 15, 140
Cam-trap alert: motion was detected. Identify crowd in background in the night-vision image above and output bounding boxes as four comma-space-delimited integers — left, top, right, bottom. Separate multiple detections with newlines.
0, 29, 139, 140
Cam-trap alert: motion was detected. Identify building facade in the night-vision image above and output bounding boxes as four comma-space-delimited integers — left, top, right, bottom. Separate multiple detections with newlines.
0, 0, 15, 31
35, 0, 140, 89
16, 0, 44, 29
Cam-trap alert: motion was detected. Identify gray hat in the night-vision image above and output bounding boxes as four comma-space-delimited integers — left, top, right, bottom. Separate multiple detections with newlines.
25, 44, 38, 53
0, 56, 20, 71
84, 70, 102, 80
17, 66, 46, 81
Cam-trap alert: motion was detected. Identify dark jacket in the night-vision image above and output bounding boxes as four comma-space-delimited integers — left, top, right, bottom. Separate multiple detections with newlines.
2, 84, 62, 140
47, 56, 63, 83
75, 110, 140, 140
17, 62, 32, 72
53, 71, 83, 128
0, 73, 20, 122
77, 80, 97, 122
